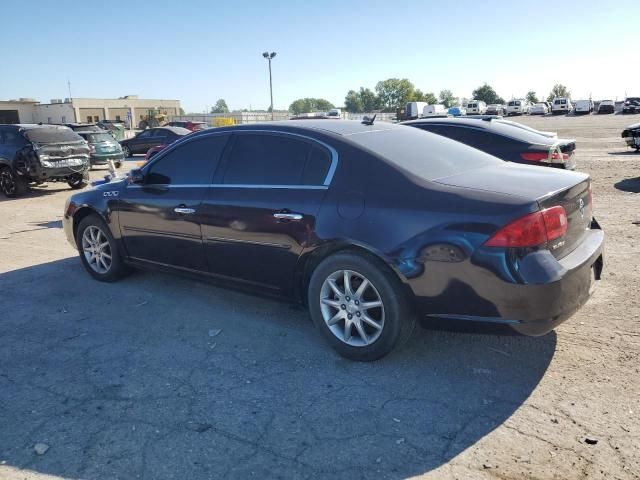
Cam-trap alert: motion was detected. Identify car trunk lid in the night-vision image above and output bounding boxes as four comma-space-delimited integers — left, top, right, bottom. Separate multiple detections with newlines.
434, 163, 592, 258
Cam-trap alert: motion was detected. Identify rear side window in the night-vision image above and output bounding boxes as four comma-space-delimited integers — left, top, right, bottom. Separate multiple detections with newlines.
302, 145, 332, 185
222, 133, 312, 185
145, 135, 229, 185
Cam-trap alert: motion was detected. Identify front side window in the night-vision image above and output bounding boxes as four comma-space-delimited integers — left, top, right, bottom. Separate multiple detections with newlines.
222, 133, 317, 186
145, 135, 229, 185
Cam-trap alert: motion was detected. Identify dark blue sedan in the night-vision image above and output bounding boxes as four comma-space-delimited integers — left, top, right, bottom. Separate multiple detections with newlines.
63, 120, 603, 361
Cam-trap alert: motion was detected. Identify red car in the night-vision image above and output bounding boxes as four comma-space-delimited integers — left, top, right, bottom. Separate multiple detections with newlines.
165, 121, 208, 132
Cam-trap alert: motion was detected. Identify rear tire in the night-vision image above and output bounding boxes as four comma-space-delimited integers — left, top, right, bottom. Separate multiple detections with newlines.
68, 172, 90, 189
122, 145, 131, 158
114, 161, 122, 168
76, 214, 130, 282
0, 166, 28, 198
308, 251, 415, 361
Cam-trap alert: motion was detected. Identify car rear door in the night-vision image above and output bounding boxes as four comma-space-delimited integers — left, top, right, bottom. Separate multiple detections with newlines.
118, 133, 230, 271
199, 131, 334, 295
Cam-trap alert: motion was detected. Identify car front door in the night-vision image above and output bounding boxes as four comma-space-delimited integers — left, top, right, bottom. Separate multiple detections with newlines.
199, 131, 335, 295
117, 134, 230, 271
129, 130, 155, 154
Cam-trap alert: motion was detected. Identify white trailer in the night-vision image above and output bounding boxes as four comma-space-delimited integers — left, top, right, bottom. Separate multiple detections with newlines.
405, 102, 428, 119
422, 104, 447, 116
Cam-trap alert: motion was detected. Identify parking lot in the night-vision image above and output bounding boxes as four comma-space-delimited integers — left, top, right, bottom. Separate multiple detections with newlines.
0, 114, 639, 479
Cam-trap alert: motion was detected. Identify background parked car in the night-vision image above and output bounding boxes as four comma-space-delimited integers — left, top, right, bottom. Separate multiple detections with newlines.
165, 121, 208, 132
63, 120, 603, 361
622, 123, 640, 151
506, 99, 530, 116
597, 100, 615, 114
0, 124, 90, 197
529, 103, 549, 115
485, 104, 505, 115
119, 126, 191, 157
77, 131, 125, 168
422, 104, 448, 116
622, 97, 640, 114
551, 97, 573, 115
574, 100, 594, 115
63, 123, 104, 133
405, 102, 429, 120
145, 144, 167, 161
466, 100, 487, 115
447, 106, 466, 116
402, 116, 576, 169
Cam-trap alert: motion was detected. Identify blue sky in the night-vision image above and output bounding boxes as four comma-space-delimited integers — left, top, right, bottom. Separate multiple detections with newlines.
1, 0, 638, 112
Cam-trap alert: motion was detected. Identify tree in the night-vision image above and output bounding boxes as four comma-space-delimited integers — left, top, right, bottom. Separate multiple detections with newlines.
211, 99, 229, 113
359, 87, 380, 112
439, 89, 457, 108
526, 91, 539, 104
344, 90, 364, 113
375, 78, 415, 112
288, 98, 335, 115
412, 89, 438, 105
471, 83, 503, 105
547, 84, 570, 102
179, 107, 185, 115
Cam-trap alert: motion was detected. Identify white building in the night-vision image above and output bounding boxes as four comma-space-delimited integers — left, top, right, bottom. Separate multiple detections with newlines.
0, 95, 181, 128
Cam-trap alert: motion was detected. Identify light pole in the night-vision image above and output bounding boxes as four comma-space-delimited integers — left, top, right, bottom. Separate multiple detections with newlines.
262, 51, 276, 120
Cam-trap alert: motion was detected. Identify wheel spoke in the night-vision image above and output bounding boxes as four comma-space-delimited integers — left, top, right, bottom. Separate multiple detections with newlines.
99, 256, 109, 271
354, 321, 369, 344
327, 278, 342, 297
327, 311, 344, 326
99, 241, 109, 249
343, 271, 352, 296
354, 278, 369, 298
321, 298, 342, 309
343, 321, 352, 342
361, 300, 382, 310
101, 251, 112, 260
361, 314, 382, 330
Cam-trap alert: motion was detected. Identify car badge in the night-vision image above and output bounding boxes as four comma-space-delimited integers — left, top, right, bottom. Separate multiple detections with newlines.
578, 198, 585, 218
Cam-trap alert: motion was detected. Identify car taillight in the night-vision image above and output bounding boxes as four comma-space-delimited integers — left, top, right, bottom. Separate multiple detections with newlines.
520, 152, 548, 162
484, 206, 568, 248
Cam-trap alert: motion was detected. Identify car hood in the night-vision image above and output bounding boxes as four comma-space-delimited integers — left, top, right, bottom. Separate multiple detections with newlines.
433, 162, 588, 201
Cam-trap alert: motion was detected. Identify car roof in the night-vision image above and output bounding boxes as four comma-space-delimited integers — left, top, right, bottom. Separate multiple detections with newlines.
9, 124, 73, 130
201, 120, 399, 137
153, 126, 192, 134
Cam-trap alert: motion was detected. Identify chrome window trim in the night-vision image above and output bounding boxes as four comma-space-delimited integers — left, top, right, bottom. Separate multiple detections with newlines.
143, 128, 339, 187
127, 184, 328, 190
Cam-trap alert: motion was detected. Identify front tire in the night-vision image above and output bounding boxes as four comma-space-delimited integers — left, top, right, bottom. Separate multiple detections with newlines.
76, 215, 130, 282
68, 172, 90, 189
308, 252, 415, 361
122, 145, 131, 158
0, 166, 28, 197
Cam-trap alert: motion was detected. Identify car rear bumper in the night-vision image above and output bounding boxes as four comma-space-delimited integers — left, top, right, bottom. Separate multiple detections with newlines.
90, 152, 125, 165
407, 228, 604, 336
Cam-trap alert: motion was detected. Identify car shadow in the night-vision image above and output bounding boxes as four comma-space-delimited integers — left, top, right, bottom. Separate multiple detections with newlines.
607, 151, 639, 156
0, 258, 556, 479
614, 177, 640, 193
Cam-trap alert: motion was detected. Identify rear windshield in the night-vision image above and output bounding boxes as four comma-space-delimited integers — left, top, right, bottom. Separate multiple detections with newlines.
488, 120, 555, 143
24, 127, 83, 144
508, 101, 520, 106
85, 133, 115, 143
346, 126, 503, 181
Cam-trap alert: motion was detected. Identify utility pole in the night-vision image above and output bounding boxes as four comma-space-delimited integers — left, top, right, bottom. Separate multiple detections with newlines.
67, 78, 72, 100
262, 52, 277, 120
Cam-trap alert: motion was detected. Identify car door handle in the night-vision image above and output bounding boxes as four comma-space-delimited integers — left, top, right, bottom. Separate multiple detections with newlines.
273, 212, 303, 221
174, 207, 195, 214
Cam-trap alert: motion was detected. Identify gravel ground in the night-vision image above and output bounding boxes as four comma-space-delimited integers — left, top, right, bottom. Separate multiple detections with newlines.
0, 114, 639, 480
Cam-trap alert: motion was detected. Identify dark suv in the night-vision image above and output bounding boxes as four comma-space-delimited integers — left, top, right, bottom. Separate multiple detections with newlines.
0, 124, 90, 197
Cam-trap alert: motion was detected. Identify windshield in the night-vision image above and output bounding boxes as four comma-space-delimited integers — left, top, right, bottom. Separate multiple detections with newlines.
346, 126, 503, 181
24, 127, 83, 144
86, 133, 116, 143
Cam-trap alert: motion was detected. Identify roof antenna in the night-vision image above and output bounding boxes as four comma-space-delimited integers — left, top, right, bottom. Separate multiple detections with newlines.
361, 114, 376, 126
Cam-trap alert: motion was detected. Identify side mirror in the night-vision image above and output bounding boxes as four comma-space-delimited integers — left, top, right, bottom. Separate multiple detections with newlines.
129, 168, 144, 184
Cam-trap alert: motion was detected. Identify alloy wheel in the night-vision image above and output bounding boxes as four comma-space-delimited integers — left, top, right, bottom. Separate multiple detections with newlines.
0, 169, 15, 196
81, 226, 112, 274
319, 269, 385, 347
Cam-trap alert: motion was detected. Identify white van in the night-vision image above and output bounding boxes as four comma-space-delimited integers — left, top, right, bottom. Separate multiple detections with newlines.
327, 108, 342, 118
466, 100, 487, 115
506, 99, 530, 116
405, 102, 428, 119
552, 97, 573, 115
422, 104, 447, 117
574, 100, 593, 115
